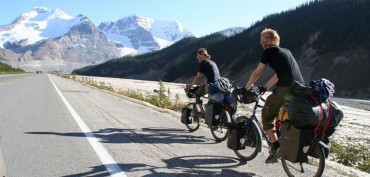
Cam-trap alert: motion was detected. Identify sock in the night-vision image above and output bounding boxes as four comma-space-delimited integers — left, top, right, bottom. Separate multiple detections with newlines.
272, 141, 280, 149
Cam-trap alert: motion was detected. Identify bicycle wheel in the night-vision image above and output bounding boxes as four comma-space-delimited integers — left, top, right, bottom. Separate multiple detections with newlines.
185, 104, 200, 132
281, 143, 325, 177
210, 110, 229, 141
234, 117, 262, 161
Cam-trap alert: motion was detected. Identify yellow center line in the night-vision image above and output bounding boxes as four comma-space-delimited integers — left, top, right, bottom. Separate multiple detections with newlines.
0, 82, 6, 86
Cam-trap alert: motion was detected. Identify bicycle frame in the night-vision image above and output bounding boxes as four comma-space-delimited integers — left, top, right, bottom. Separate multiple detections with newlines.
246, 98, 271, 152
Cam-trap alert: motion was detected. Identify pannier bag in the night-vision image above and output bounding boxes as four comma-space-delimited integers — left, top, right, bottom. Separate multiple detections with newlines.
181, 107, 192, 124
307, 127, 334, 159
326, 101, 344, 128
288, 96, 328, 128
209, 92, 225, 103
291, 80, 312, 99
288, 97, 343, 129
280, 122, 314, 163
278, 93, 294, 122
227, 122, 246, 150
278, 106, 289, 122
205, 102, 222, 126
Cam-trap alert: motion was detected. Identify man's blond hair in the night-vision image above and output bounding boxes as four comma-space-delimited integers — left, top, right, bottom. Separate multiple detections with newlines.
261, 28, 280, 46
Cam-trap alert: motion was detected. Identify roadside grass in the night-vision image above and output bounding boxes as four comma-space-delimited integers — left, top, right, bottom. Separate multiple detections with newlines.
0, 72, 24, 74
64, 74, 186, 112
0, 62, 26, 74
331, 138, 370, 173
60, 74, 369, 174
0, 70, 26, 75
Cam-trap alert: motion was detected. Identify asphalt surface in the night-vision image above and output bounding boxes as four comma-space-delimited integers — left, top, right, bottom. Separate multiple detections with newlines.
0, 73, 354, 177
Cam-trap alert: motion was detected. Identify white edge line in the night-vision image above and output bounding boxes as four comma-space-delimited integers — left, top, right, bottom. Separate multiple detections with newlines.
48, 75, 127, 177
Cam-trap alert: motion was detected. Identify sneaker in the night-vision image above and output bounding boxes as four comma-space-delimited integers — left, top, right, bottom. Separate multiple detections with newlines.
265, 147, 281, 164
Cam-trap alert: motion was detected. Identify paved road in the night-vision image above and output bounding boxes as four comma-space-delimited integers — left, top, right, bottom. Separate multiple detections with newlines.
0, 74, 351, 177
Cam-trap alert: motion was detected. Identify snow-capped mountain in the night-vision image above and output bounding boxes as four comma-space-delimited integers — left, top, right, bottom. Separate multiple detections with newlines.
0, 7, 121, 72
0, 7, 84, 48
0, 7, 241, 72
0, 8, 194, 53
98, 14, 195, 53
217, 27, 246, 37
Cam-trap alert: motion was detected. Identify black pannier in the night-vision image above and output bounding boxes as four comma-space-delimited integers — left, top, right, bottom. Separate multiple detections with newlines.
205, 102, 222, 126
280, 122, 314, 163
289, 79, 343, 129
226, 122, 246, 150
291, 80, 312, 99
326, 101, 344, 128
288, 96, 344, 129
288, 96, 328, 128
181, 107, 192, 124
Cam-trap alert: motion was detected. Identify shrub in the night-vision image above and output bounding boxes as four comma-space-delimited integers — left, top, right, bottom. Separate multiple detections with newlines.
331, 138, 370, 173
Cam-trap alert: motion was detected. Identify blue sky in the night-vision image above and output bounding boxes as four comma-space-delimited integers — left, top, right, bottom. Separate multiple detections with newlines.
1, 0, 312, 37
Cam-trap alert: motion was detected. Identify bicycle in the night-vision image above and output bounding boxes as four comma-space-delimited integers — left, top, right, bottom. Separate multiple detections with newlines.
228, 86, 328, 177
182, 85, 233, 141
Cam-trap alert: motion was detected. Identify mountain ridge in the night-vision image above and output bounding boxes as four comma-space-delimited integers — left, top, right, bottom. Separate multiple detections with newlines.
72, 0, 370, 99
1, 8, 243, 72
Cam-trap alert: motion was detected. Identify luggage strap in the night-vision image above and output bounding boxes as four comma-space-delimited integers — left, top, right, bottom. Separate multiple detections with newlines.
308, 90, 333, 137
322, 99, 333, 134
307, 90, 324, 136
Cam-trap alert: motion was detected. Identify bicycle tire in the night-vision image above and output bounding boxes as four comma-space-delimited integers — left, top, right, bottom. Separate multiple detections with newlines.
210, 110, 230, 141
234, 117, 262, 161
185, 104, 200, 132
281, 143, 325, 177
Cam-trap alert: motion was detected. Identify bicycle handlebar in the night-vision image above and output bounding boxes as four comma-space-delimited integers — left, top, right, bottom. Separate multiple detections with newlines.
235, 86, 266, 104
184, 85, 209, 99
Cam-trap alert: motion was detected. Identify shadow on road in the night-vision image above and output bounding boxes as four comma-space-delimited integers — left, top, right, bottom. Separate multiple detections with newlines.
25, 128, 257, 176
25, 127, 219, 145
62, 155, 255, 177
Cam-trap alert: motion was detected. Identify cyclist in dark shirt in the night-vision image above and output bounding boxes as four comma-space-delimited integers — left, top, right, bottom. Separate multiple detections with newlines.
198, 58, 220, 83
244, 28, 304, 163
186, 48, 221, 115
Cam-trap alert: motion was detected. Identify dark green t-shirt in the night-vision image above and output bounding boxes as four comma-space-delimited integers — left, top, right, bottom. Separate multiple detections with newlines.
261, 46, 304, 87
